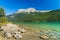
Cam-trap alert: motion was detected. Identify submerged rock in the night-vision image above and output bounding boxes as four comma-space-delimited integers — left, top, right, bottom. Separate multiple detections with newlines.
3, 32, 12, 39
39, 29, 60, 40
20, 28, 26, 33
40, 35, 48, 39
12, 31, 22, 39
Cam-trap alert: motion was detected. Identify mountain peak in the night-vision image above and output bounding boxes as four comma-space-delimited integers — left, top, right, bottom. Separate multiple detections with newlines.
16, 8, 36, 13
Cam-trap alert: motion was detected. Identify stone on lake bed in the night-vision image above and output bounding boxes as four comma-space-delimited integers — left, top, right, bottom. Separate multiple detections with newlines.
20, 28, 26, 33
12, 31, 23, 39
3, 32, 12, 39
40, 35, 48, 39
39, 29, 60, 40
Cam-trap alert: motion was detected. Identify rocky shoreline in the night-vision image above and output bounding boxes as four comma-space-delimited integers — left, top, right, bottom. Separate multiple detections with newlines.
0, 24, 60, 40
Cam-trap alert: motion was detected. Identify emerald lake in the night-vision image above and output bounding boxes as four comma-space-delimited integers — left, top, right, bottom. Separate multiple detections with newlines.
15, 22, 60, 32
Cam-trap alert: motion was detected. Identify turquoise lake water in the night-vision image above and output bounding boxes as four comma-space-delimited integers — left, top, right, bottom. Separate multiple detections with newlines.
16, 22, 60, 32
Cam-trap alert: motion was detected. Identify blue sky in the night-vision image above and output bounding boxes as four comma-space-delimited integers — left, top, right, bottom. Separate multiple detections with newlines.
0, 0, 60, 15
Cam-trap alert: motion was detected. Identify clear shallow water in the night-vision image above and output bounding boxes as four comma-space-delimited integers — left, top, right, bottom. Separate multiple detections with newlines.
15, 22, 60, 32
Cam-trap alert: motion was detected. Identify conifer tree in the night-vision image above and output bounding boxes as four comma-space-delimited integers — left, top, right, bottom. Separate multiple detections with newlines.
0, 8, 7, 25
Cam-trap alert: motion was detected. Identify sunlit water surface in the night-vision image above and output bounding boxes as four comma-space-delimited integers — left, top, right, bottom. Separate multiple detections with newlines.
15, 22, 60, 32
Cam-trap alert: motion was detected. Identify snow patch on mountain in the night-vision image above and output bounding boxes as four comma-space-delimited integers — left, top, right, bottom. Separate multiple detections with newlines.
16, 8, 51, 13
16, 8, 36, 13
39, 10, 51, 12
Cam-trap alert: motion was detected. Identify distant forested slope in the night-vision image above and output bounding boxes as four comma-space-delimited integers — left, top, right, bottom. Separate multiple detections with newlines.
7, 9, 60, 22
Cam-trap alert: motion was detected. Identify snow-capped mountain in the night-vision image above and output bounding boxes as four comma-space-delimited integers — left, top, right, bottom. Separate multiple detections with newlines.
16, 8, 51, 13
16, 8, 37, 13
